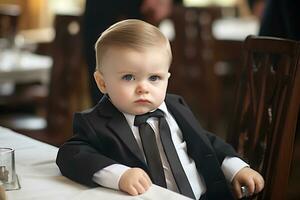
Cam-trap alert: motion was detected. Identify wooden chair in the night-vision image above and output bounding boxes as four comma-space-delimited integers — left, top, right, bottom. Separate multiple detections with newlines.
228, 36, 300, 200
167, 5, 223, 132
0, 14, 86, 146
45, 14, 86, 139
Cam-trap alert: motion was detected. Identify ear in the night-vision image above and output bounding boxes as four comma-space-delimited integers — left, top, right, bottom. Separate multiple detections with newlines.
94, 71, 107, 93
167, 72, 171, 79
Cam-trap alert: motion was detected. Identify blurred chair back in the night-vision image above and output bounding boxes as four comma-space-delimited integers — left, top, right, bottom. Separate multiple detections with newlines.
0, 14, 85, 146
46, 14, 84, 135
167, 6, 223, 131
228, 36, 300, 200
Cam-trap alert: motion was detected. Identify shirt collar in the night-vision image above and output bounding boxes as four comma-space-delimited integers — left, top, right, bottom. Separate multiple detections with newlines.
123, 102, 168, 128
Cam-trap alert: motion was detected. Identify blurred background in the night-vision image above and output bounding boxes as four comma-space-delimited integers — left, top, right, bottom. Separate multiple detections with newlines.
0, 0, 299, 199
0, 0, 263, 140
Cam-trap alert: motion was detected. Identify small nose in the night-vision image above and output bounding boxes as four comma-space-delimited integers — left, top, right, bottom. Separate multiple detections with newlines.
136, 81, 149, 94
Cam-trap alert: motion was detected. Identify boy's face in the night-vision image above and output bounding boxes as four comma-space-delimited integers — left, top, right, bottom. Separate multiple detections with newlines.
94, 46, 171, 115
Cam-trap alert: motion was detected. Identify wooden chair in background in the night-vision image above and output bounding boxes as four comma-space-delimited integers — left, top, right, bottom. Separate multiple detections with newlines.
228, 36, 300, 200
45, 14, 87, 143
167, 5, 224, 133
0, 14, 87, 146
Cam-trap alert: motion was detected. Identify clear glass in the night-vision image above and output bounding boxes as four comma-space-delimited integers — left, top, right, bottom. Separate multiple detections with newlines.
0, 148, 16, 190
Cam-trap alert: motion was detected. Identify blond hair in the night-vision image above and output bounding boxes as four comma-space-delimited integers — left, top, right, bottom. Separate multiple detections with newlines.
94, 19, 172, 71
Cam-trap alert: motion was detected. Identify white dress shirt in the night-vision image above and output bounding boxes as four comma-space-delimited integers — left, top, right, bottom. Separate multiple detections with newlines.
93, 102, 248, 199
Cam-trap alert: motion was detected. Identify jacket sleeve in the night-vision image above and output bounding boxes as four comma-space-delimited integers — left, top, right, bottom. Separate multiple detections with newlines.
56, 113, 118, 187
201, 129, 239, 163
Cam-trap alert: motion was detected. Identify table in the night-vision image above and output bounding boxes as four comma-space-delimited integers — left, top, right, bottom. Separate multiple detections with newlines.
0, 126, 192, 200
0, 50, 52, 84
212, 17, 259, 41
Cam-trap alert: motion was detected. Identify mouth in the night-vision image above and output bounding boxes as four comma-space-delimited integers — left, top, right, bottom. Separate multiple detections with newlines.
135, 99, 151, 104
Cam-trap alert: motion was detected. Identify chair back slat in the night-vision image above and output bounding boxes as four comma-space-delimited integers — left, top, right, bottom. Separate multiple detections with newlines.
46, 14, 84, 135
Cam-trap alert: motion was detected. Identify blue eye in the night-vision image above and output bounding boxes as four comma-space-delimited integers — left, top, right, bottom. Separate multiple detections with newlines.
149, 75, 161, 81
122, 74, 134, 81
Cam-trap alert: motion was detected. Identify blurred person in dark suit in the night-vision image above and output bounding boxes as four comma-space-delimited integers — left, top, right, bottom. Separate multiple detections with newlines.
83, 0, 182, 105
259, 0, 300, 40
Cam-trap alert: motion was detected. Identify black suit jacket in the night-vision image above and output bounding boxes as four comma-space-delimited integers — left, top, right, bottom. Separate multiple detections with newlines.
259, 0, 300, 40
56, 94, 236, 199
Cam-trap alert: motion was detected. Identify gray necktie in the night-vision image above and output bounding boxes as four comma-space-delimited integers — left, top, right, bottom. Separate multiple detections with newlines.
134, 111, 167, 187
135, 109, 195, 199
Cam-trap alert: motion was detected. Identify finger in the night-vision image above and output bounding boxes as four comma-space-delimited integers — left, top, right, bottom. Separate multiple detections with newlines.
254, 176, 265, 193
139, 177, 151, 191
142, 172, 152, 185
133, 182, 146, 195
233, 180, 242, 199
246, 178, 255, 196
127, 185, 139, 196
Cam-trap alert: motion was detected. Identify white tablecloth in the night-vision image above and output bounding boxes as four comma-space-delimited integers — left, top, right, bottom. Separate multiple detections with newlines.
212, 17, 259, 41
0, 126, 192, 200
0, 50, 52, 84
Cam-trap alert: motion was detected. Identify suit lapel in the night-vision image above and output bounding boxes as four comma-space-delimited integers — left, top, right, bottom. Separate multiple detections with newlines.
165, 95, 234, 199
165, 96, 213, 157
97, 96, 145, 164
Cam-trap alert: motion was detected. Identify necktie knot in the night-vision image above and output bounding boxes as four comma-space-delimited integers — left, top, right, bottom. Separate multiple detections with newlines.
134, 109, 164, 126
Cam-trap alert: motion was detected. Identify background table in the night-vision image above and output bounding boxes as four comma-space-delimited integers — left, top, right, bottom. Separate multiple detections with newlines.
212, 17, 259, 41
0, 50, 52, 84
0, 126, 192, 200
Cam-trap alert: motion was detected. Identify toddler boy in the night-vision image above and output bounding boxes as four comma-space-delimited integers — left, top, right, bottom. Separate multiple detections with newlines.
56, 19, 264, 200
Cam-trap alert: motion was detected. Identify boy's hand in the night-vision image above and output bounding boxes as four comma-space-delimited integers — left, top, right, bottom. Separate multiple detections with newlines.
232, 167, 264, 199
119, 168, 152, 196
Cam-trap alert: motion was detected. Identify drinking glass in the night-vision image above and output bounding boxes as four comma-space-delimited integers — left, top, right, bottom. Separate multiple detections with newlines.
0, 148, 16, 190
